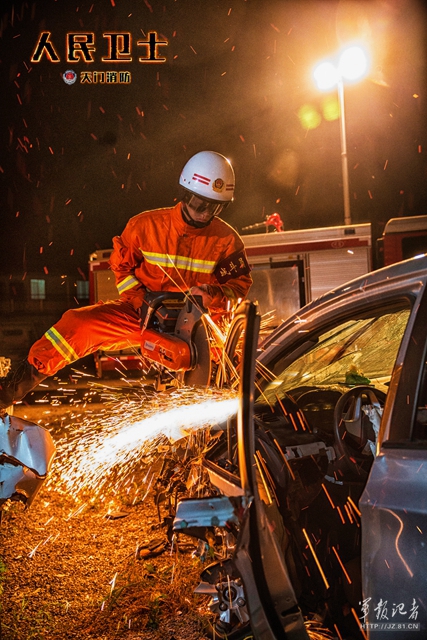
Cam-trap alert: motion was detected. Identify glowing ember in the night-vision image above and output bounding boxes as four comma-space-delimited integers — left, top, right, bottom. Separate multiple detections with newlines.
48, 386, 238, 500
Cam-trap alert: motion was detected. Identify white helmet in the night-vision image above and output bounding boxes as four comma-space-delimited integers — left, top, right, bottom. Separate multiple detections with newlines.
179, 151, 235, 202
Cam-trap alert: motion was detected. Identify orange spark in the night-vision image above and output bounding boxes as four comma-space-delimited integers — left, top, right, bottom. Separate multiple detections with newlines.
383, 508, 414, 577
289, 413, 300, 431
333, 623, 343, 640
344, 503, 354, 524
332, 546, 352, 584
347, 495, 361, 516
274, 440, 296, 481
352, 608, 368, 639
321, 483, 335, 509
336, 506, 346, 525
254, 454, 272, 504
302, 528, 330, 590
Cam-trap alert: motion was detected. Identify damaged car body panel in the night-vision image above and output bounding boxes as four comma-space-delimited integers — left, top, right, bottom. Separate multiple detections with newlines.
174, 254, 427, 639
0, 413, 56, 508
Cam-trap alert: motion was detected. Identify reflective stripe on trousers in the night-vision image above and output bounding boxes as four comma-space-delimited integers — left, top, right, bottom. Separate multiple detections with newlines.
28, 299, 142, 376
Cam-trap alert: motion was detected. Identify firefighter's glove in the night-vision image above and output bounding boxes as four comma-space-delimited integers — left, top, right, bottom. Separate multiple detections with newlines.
132, 291, 146, 311
189, 285, 213, 309
119, 289, 146, 312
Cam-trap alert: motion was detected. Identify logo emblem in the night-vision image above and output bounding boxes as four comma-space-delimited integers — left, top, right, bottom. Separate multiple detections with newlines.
62, 69, 77, 85
212, 178, 225, 193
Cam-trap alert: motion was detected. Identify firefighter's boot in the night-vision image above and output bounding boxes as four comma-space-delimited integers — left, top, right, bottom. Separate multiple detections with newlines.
0, 360, 47, 411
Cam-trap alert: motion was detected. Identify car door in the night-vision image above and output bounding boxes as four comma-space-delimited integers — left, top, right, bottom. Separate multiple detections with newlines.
232, 301, 310, 640
359, 280, 427, 638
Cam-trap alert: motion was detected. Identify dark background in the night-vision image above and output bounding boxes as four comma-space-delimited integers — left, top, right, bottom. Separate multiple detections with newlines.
1, 0, 426, 278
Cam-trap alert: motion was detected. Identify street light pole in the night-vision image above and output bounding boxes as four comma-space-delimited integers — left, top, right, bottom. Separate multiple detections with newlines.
313, 46, 369, 227
337, 76, 352, 226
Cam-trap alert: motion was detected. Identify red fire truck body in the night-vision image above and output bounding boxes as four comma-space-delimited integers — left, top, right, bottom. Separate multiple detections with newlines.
89, 215, 427, 376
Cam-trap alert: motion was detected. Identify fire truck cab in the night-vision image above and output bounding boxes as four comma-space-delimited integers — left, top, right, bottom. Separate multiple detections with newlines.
376, 214, 427, 267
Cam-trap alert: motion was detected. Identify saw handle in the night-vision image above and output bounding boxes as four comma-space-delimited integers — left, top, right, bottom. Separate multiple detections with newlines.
139, 291, 205, 331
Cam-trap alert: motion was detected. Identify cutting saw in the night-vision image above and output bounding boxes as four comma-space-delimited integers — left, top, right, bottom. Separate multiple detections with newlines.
139, 291, 213, 389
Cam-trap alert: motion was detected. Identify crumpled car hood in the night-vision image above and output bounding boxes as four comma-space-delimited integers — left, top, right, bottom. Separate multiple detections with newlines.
0, 413, 56, 508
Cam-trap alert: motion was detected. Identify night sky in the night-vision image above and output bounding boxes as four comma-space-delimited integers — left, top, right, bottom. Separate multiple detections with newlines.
1, 0, 426, 278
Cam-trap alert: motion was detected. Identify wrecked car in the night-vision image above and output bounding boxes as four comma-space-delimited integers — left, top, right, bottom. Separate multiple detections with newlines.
0, 412, 56, 509
174, 254, 427, 639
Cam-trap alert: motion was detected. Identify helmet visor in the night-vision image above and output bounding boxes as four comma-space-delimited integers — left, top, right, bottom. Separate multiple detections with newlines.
182, 192, 228, 218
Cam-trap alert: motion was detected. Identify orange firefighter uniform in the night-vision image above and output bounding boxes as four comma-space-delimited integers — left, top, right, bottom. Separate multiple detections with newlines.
27, 203, 252, 376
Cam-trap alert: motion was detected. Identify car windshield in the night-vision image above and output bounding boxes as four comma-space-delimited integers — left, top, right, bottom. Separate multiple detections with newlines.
259, 306, 411, 406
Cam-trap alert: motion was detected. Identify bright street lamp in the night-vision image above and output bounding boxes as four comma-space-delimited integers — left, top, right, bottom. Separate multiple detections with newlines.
313, 46, 369, 226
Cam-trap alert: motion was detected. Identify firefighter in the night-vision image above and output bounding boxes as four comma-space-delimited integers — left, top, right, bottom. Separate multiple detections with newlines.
0, 151, 252, 411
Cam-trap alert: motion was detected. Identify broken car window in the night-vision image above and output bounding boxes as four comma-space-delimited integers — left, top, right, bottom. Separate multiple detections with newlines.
260, 307, 411, 406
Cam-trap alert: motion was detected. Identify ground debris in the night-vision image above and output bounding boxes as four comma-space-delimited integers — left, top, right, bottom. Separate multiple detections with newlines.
0, 487, 211, 640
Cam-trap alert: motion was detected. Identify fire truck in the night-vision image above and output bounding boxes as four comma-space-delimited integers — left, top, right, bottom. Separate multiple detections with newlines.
88, 214, 427, 376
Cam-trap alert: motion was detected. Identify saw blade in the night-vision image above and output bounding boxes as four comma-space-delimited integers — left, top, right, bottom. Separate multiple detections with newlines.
184, 318, 211, 387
